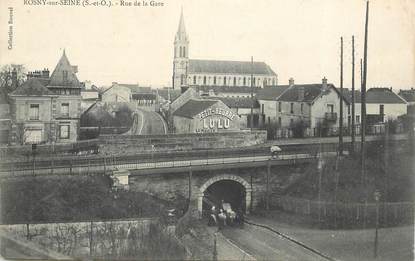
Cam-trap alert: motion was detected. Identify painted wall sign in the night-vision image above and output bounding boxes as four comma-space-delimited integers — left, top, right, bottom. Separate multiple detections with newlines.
198, 107, 236, 120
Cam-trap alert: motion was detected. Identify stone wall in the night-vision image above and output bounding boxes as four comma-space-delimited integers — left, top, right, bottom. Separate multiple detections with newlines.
99, 130, 267, 155
128, 162, 312, 217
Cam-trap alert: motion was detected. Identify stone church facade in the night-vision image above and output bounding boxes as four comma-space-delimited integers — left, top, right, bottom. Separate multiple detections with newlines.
172, 10, 278, 92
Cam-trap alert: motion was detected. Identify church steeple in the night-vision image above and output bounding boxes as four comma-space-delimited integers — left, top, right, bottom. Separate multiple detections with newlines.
175, 8, 188, 42
173, 8, 189, 90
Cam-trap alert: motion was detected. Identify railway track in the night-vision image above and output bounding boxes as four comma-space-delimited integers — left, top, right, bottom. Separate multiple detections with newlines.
242, 219, 337, 261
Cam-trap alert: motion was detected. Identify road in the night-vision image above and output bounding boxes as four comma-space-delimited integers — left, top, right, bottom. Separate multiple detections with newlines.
248, 214, 414, 261
130, 109, 167, 135
221, 224, 326, 261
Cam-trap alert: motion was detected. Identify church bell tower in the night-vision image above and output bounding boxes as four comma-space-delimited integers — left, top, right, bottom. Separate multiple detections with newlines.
173, 8, 189, 91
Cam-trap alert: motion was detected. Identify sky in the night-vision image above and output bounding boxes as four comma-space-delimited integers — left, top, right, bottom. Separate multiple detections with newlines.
0, 0, 414, 90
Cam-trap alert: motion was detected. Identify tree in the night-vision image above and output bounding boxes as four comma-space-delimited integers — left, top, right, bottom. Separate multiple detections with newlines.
0, 64, 27, 93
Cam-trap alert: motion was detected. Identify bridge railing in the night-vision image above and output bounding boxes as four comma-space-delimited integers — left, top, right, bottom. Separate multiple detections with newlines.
0, 143, 342, 177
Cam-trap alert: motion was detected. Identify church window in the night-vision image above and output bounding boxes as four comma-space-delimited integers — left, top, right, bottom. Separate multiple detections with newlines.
183, 46, 186, 57
233, 77, 236, 86
179, 47, 182, 57
213, 76, 217, 85
224, 77, 227, 85
253, 77, 256, 86
264, 79, 267, 86
193, 76, 196, 85
243, 77, 246, 86
203, 76, 206, 85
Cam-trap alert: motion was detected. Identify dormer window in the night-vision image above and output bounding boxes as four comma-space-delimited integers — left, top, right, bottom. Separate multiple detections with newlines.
63, 71, 68, 83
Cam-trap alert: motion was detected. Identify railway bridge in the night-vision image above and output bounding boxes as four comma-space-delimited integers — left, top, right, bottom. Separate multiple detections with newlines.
115, 155, 319, 218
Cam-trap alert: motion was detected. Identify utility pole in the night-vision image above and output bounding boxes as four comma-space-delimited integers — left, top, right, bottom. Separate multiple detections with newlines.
361, 1, 369, 186
266, 159, 270, 211
339, 37, 344, 156
351, 36, 356, 154
250, 56, 254, 131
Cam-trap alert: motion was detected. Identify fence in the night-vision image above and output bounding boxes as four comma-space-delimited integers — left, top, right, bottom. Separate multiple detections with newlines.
0, 143, 335, 177
269, 123, 405, 139
0, 139, 100, 160
1, 218, 187, 260
271, 196, 414, 229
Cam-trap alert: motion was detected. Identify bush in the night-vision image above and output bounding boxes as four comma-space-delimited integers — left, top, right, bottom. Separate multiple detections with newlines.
290, 120, 309, 138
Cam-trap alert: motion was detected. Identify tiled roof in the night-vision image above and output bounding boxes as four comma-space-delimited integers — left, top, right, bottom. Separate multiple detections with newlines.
48, 50, 81, 88
342, 88, 361, 103
132, 93, 156, 100
366, 88, 406, 104
277, 84, 330, 103
213, 97, 259, 108
192, 85, 261, 94
10, 79, 55, 96
103, 83, 152, 94
398, 89, 415, 103
188, 59, 276, 76
126, 85, 152, 94
256, 86, 289, 100
173, 99, 218, 118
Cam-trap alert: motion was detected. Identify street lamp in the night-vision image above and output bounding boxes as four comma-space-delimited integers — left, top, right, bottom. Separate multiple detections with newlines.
374, 189, 381, 258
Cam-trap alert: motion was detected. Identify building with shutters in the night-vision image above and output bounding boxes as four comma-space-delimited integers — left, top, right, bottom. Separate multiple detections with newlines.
8, 50, 82, 144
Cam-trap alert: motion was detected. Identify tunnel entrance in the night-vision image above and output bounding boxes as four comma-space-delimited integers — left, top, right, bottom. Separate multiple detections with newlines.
202, 180, 246, 217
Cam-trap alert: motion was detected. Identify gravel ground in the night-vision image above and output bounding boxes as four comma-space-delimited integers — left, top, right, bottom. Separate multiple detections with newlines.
250, 210, 414, 261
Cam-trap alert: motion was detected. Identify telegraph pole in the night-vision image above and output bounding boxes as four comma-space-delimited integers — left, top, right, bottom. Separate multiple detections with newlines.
361, 1, 369, 185
250, 56, 254, 131
339, 37, 344, 156
351, 36, 356, 154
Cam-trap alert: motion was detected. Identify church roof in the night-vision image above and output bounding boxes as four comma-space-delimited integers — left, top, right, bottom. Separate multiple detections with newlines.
48, 50, 81, 88
188, 59, 277, 76
192, 85, 261, 94
173, 99, 219, 118
10, 78, 55, 96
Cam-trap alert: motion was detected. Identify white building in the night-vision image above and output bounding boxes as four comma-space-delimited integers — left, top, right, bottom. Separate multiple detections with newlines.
275, 77, 349, 130
346, 87, 407, 124
172, 10, 277, 91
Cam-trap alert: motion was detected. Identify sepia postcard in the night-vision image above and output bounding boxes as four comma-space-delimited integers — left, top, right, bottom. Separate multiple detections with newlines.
0, 0, 414, 260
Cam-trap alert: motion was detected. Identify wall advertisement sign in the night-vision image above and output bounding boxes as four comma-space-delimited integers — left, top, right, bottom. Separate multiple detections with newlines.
196, 107, 237, 133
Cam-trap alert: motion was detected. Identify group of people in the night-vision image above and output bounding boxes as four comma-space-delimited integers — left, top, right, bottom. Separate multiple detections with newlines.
207, 200, 243, 230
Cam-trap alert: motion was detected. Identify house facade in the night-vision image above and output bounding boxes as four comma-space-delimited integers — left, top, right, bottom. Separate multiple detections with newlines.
259, 78, 350, 129
9, 50, 81, 144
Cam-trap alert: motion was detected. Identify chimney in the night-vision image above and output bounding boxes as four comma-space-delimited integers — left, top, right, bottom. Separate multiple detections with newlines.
298, 86, 305, 101
322, 77, 328, 90
289, 77, 294, 86
11, 68, 18, 89
42, 68, 49, 78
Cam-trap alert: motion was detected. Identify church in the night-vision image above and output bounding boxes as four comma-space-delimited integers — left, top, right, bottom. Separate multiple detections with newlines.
172, 10, 278, 92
